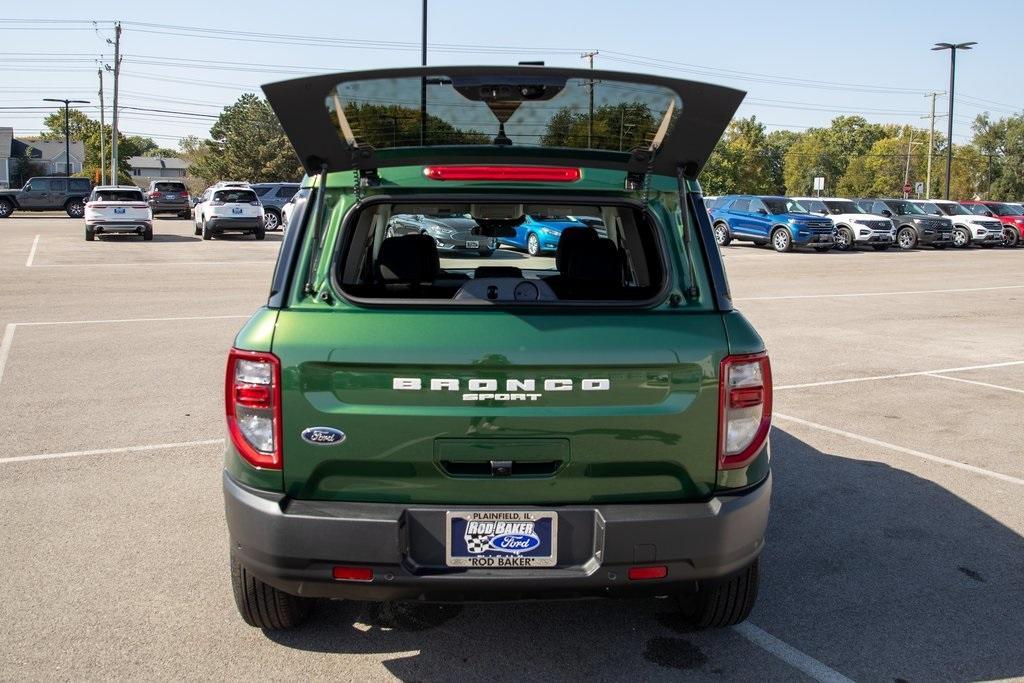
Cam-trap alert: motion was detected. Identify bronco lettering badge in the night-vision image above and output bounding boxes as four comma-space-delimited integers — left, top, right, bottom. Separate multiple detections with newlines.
445, 511, 558, 567
393, 377, 610, 402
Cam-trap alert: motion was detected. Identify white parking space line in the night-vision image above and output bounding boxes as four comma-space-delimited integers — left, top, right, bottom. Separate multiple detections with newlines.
25, 235, 39, 267
924, 373, 1024, 395
735, 283, 1024, 301
775, 413, 1024, 486
775, 359, 1024, 391
0, 438, 224, 465
0, 324, 14, 390
733, 623, 855, 683
30, 260, 276, 268
0, 314, 249, 386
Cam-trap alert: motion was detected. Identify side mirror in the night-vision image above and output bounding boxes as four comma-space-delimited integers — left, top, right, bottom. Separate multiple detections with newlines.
984, 211, 995, 217
23, 184, 32, 191
881, 210, 892, 217
756, 208, 768, 216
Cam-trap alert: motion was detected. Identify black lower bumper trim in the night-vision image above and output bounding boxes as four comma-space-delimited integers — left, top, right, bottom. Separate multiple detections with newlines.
223, 471, 771, 601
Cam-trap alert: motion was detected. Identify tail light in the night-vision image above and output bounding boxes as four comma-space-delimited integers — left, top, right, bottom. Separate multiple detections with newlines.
249, 201, 260, 206
718, 352, 772, 470
129, 203, 149, 209
148, 191, 159, 198
226, 348, 282, 469
423, 165, 581, 182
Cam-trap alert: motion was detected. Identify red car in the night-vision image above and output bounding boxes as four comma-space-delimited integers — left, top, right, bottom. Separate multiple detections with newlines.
960, 201, 1024, 247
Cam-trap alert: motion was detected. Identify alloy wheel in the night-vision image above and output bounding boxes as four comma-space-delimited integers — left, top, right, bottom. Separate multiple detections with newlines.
898, 230, 915, 249
714, 225, 727, 245
953, 229, 969, 247
527, 233, 540, 256
264, 212, 279, 230
772, 231, 789, 251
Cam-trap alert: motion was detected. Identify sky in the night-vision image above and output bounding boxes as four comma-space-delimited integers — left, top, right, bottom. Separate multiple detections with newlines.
2, 0, 1022, 149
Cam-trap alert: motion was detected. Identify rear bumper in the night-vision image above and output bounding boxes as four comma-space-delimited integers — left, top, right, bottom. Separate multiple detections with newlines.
223, 471, 771, 601
209, 216, 262, 231
149, 201, 189, 213
87, 220, 151, 233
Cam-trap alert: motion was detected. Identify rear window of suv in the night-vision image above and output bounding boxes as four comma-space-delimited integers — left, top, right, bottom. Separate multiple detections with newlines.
154, 182, 186, 192
90, 189, 144, 202
213, 189, 258, 203
332, 200, 667, 306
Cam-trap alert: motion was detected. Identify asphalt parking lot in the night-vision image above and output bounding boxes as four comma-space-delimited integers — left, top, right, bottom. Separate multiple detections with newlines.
1, 215, 1022, 681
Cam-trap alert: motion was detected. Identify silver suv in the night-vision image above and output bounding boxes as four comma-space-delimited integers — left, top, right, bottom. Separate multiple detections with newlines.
249, 182, 299, 230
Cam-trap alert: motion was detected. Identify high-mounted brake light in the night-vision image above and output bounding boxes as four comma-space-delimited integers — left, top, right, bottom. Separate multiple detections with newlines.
718, 352, 772, 470
225, 348, 282, 469
423, 165, 581, 182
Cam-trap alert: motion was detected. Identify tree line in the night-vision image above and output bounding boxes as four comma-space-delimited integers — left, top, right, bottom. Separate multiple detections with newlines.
701, 113, 1024, 200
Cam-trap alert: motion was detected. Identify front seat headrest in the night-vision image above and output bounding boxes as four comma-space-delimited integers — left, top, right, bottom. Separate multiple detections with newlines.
555, 227, 598, 273
566, 238, 623, 284
377, 234, 440, 283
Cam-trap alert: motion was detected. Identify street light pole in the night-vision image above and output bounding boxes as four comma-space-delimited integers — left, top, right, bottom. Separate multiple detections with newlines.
419, 0, 427, 146
932, 41, 976, 199
43, 98, 90, 175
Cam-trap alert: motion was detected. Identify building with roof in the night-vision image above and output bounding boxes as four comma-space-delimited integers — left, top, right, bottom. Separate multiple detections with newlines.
127, 156, 190, 180
0, 126, 85, 188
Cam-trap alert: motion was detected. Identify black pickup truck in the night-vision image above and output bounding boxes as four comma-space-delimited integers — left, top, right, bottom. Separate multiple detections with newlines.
0, 176, 94, 218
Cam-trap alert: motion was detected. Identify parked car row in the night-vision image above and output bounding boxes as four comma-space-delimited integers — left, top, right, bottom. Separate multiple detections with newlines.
706, 194, 1024, 252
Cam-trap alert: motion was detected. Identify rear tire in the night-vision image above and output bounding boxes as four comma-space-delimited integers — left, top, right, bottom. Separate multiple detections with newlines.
674, 559, 760, 629
896, 227, 917, 250
179, 210, 190, 219
202, 220, 213, 241
770, 228, 792, 253
0, 199, 13, 218
143, 228, 153, 241
65, 198, 84, 218
85, 227, 95, 241
253, 227, 266, 241
230, 553, 312, 630
713, 223, 731, 247
264, 210, 281, 231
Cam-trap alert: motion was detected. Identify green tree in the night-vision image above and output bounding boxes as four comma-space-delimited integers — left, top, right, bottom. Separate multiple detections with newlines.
189, 94, 302, 183
540, 102, 657, 151
784, 116, 886, 195
763, 129, 801, 194
40, 108, 100, 144
699, 116, 777, 195
982, 114, 1024, 200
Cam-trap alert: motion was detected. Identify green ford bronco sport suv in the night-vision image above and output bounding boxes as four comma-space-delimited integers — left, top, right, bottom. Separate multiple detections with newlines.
224, 66, 772, 630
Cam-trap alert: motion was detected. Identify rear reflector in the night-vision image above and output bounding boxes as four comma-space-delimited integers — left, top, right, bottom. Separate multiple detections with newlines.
423, 165, 581, 182
628, 566, 668, 580
332, 566, 373, 582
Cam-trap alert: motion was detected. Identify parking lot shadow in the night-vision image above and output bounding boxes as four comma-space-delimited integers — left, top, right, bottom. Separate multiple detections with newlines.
761, 428, 1024, 681
91, 234, 200, 243
261, 428, 1024, 681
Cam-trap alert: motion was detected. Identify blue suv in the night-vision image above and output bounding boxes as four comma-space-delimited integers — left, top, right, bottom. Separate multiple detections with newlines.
498, 214, 588, 256
711, 195, 836, 252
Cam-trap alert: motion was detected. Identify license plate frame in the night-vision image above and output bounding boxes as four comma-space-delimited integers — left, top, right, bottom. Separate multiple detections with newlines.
232, 207, 243, 214
445, 510, 558, 568
113, 207, 126, 214
465, 240, 479, 249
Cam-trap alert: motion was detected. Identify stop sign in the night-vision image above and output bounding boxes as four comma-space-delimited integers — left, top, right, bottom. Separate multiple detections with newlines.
903, 183, 913, 194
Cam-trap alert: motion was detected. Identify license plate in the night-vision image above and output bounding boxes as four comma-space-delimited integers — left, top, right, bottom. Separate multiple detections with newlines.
466, 240, 479, 249
165, 194, 176, 199
232, 207, 243, 214
114, 207, 125, 214
446, 510, 557, 567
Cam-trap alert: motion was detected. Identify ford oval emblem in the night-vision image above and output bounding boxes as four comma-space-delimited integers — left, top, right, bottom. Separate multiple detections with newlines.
301, 427, 346, 446
489, 533, 541, 554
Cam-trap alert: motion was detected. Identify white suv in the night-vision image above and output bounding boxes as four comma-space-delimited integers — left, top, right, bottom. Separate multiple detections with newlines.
795, 197, 895, 251
84, 185, 153, 241
193, 186, 266, 240
911, 199, 1004, 248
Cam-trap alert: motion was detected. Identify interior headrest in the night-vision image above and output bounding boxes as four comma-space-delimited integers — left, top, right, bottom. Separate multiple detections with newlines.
566, 238, 622, 283
555, 227, 599, 273
377, 234, 439, 283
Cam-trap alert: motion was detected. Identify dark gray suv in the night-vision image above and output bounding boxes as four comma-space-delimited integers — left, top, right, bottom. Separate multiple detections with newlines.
0, 176, 93, 218
250, 182, 299, 230
146, 180, 191, 219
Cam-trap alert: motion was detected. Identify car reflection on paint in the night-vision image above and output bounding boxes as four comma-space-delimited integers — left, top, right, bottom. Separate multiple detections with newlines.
386, 213, 496, 256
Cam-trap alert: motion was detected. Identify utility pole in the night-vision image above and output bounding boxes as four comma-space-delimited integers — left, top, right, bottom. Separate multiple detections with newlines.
107, 22, 122, 182
581, 51, 598, 149
43, 98, 90, 175
98, 67, 106, 185
902, 129, 922, 199
419, 0, 427, 146
924, 92, 940, 199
